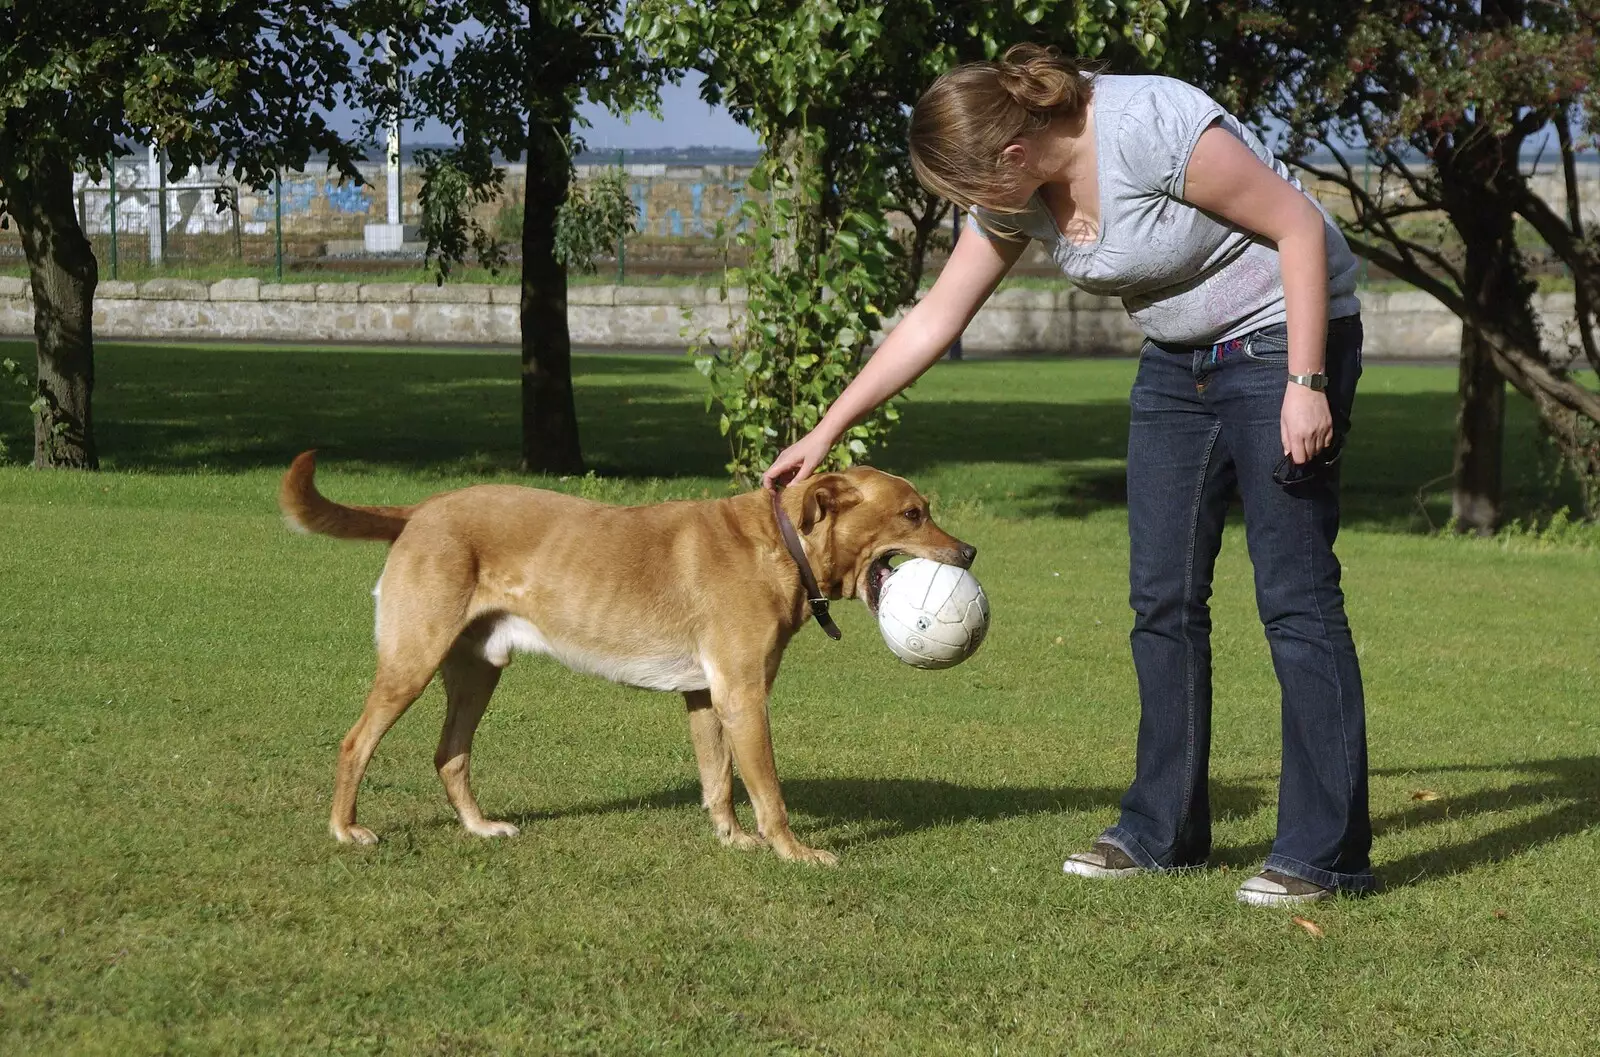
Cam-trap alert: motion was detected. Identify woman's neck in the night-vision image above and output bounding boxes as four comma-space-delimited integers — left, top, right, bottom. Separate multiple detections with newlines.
1034, 104, 1099, 243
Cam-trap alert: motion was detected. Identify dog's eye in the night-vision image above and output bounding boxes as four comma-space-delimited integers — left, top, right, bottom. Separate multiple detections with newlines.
902, 508, 923, 524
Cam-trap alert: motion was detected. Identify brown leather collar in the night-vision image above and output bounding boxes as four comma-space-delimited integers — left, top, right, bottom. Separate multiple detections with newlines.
770, 487, 842, 641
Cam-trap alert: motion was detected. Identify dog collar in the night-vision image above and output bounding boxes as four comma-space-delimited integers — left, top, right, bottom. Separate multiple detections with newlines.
770, 487, 843, 641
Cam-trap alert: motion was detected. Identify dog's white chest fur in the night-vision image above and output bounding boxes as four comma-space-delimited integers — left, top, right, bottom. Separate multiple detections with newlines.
479, 615, 709, 693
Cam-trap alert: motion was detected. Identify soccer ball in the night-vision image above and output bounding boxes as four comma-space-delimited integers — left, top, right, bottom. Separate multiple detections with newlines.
875, 558, 990, 669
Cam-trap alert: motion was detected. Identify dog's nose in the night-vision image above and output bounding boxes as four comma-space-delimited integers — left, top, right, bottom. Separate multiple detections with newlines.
956, 542, 977, 568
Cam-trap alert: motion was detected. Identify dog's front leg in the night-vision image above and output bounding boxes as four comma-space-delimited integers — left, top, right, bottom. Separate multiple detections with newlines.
683, 690, 761, 851
707, 673, 836, 867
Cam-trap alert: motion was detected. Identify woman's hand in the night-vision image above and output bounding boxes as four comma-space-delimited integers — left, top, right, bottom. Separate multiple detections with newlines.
1281, 383, 1333, 464
762, 428, 838, 490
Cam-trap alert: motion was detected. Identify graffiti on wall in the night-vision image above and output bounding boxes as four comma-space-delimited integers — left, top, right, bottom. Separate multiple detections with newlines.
623, 177, 748, 237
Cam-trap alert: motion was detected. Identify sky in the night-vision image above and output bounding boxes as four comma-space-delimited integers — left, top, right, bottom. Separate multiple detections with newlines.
340, 72, 759, 151
342, 68, 1579, 162
576, 76, 759, 152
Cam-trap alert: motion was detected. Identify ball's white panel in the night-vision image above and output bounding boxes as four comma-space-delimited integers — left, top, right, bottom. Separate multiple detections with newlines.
876, 558, 990, 670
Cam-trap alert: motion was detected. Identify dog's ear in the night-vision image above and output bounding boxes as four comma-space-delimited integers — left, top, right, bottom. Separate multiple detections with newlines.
800, 473, 861, 533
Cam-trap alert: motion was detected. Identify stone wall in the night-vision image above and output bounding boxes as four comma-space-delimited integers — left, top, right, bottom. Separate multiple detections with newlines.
0, 275, 1580, 362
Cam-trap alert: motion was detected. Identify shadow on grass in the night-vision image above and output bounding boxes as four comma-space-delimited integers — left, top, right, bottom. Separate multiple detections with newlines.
470, 756, 1589, 872
1212, 756, 1600, 887
1373, 756, 1600, 887
69, 343, 728, 478
504, 776, 1269, 851
981, 388, 1574, 530
0, 341, 1579, 529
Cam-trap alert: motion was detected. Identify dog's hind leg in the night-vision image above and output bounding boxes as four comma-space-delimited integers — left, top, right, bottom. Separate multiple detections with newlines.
331, 552, 471, 845
330, 660, 438, 845
437, 649, 517, 838
684, 689, 761, 851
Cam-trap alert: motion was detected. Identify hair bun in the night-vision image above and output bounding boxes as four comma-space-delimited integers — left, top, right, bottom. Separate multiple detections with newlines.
994, 43, 1087, 114
907, 42, 1096, 218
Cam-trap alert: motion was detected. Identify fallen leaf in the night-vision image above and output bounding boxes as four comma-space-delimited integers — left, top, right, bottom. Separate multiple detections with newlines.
1291, 916, 1324, 938
1410, 790, 1442, 802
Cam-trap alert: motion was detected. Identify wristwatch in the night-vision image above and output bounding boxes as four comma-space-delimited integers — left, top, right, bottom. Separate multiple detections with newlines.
1288, 372, 1328, 391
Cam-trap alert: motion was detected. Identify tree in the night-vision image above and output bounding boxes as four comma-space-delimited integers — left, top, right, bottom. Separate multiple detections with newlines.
407, 0, 664, 475
628, 0, 1181, 485
1183, 0, 1600, 532
0, 0, 376, 469
554, 168, 636, 277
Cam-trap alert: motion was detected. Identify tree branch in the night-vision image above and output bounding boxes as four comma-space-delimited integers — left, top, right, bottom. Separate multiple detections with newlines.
1378, 143, 1438, 206
1345, 232, 1600, 422
1510, 171, 1600, 370
1557, 111, 1600, 375
1342, 233, 1468, 314
1295, 155, 1464, 289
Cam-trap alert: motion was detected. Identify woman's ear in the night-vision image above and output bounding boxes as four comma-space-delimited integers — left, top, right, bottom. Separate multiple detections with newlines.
1000, 141, 1031, 172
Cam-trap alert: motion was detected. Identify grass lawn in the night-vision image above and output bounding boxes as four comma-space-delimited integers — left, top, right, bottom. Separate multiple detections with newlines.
1, 340, 1597, 1055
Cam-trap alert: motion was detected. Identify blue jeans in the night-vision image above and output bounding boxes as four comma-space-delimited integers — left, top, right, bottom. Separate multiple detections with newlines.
1101, 316, 1375, 893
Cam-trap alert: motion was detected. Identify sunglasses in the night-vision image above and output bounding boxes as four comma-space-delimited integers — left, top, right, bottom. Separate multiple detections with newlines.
1273, 444, 1343, 487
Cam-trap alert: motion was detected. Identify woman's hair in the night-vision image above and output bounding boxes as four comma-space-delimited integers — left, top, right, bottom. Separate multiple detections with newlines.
909, 43, 1095, 228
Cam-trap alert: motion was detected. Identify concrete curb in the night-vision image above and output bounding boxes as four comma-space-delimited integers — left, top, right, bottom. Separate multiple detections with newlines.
0, 279, 1581, 360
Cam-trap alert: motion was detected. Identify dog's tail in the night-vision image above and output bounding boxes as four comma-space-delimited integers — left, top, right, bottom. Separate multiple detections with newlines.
279, 450, 414, 543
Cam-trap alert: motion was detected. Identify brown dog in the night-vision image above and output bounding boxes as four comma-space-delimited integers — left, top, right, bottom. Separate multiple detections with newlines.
279, 452, 976, 865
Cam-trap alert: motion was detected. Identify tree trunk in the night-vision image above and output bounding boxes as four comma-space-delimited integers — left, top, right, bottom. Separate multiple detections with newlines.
1439, 125, 1540, 535
1451, 325, 1505, 534
518, 22, 582, 476
769, 126, 821, 276
8, 150, 99, 469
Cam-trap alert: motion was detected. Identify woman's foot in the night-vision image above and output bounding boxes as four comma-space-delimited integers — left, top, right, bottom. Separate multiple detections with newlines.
1062, 841, 1144, 879
1235, 869, 1334, 907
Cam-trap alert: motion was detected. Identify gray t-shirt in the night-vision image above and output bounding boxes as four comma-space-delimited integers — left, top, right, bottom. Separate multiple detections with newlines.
970, 74, 1360, 346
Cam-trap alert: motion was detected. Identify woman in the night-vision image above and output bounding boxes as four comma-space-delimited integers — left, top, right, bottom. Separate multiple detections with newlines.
762, 44, 1376, 905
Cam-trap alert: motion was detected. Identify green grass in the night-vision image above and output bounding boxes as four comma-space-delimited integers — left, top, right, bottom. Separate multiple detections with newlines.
1, 342, 1598, 1055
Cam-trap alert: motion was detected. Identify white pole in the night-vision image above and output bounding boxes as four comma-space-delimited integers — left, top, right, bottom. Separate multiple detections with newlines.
147, 143, 162, 264
386, 35, 401, 227
387, 122, 401, 227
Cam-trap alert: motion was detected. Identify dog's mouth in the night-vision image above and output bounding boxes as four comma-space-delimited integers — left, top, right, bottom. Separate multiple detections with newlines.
864, 551, 902, 615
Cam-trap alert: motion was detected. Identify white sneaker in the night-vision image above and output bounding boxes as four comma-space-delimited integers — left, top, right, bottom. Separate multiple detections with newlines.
1235, 869, 1334, 907
1062, 842, 1145, 879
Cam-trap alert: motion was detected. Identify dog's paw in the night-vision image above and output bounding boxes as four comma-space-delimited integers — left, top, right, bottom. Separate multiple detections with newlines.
332, 823, 380, 845
465, 819, 520, 839
718, 828, 765, 852
775, 842, 839, 867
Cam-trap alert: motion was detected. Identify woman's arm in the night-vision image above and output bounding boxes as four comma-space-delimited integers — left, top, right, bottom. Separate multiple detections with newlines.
1181, 126, 1334, 465
761, 221, 1026, 487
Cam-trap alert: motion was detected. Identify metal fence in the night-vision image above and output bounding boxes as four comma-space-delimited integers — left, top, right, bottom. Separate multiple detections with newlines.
0, 153, 429, 278
5, 150, 1589, 284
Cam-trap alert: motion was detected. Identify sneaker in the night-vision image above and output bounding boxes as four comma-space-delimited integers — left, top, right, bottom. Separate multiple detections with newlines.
1235, 869, 1334, 907
1062, 841, 1144, 879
